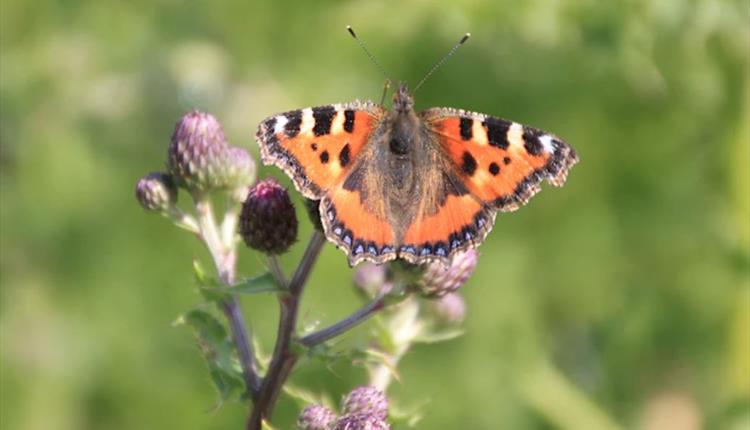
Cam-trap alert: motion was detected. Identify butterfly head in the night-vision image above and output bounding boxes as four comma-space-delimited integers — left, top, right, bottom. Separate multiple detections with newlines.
392, 82, 414, 113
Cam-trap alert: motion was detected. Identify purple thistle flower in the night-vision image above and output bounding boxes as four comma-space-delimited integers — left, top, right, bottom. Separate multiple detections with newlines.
297, 404, 337, 430
239, 178, 298, 255
135, 172, 177, 212
353, 263, 387, 297
419, 249, 478, 297
430, 292, 466, 324
167, 110, 229, 193
332, 413, 390, 430
340, 386, 388, 421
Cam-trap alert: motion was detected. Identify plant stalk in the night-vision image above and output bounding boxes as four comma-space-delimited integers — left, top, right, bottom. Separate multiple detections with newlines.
195, 197, 261, 399
247, 231, 326, 430
299, 295, 387, 347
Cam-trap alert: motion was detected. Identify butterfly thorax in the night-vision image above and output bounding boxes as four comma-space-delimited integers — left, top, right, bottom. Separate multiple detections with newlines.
364, 84, 446, 232
379, 85, 423, 198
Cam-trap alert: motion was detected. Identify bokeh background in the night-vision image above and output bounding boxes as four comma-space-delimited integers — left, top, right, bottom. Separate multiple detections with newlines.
2, 1, 748, 429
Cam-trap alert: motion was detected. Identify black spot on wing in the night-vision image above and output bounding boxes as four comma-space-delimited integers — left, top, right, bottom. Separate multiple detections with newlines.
522, 126, 544, 156
461, 151, 477, 175
312, 106, 336, 136
284, 111, 302, 137
320, 150, 329, 164
339, 143, 351, 167
263, 117, 277, 140
313, 106, 336, 136
459, 117, 473, 140
489, 162, 500, 176
482, 117, 511, 149
343, 110, 355, 133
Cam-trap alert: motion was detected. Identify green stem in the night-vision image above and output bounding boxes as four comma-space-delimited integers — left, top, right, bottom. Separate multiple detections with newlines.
195, 196, 261, 399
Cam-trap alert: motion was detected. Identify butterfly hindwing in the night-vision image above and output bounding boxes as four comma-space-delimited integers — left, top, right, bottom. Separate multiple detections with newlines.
398, 186, 494, 264
421, 107, 579, 212
256, 101, 386, 199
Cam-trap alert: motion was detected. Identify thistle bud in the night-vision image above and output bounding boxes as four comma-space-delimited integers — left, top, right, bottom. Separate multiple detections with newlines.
135, 172, 177, 212
341, 386, 388, 421
333, 414, 390, 430
239, 178, 298, 255
220, 145, 256, 193
418, 249, 478, 297
297, 404, 337, 430
429, 292, 466, 324
167, 110, 229, 193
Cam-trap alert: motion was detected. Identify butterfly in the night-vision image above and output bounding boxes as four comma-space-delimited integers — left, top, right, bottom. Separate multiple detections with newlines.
256, 82, 578, 266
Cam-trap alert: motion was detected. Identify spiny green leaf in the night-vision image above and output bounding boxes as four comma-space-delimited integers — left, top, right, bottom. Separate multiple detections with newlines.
180, 309, 244, 405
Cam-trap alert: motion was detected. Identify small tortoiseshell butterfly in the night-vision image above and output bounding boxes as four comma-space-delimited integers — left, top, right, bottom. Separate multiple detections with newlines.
256, 34, 578, 266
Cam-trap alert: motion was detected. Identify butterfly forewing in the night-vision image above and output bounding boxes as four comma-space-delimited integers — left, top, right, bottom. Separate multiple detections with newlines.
421, 107, 578, 212
256, 101, 386, 199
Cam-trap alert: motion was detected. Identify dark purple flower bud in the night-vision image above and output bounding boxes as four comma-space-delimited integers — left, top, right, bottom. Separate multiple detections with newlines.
167, 110, 229, 192
333, 413, 390, 430
297, 404, 337, 430
239, 178, 298, 255
353, 263, 387, 297
135, 172, 177, 212
430, 292, 466, 324
340, 386, 388, 421
419, 249, 478, 297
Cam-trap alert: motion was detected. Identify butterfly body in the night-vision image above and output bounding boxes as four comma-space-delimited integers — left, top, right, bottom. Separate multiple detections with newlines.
256, 83, 578, 266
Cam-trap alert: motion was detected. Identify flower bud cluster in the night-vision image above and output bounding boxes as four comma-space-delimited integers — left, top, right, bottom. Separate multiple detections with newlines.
297, 404, 337, 430
167, 110, 255, 194
418, 249, 478, 297
297, 386, 390, 430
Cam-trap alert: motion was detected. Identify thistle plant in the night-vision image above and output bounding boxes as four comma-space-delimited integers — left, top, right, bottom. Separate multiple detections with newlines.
136, 110, 479, 430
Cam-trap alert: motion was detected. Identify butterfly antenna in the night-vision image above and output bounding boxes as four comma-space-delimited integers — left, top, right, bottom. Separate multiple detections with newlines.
413, 32, 471, 93
347, 25, 392, 85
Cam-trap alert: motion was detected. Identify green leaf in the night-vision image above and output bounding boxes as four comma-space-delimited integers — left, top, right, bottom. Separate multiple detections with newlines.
192, 259, 228, 302
192, 259, 218, 287
282, 383, 334, 409
412, 329, 464, 344
178, 309, 244, 405
261, 420, 278, 430
389, 400, 428, 428
232, 272, 281, 295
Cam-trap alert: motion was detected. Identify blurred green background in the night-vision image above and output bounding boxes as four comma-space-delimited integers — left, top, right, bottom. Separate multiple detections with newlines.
2, 0, 748, 429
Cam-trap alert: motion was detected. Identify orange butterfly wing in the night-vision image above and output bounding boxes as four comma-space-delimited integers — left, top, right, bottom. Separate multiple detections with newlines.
388, 108, 579, 262
256, 102, 384, 198
256, 102, 398, 265
422, 108, 578, 212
